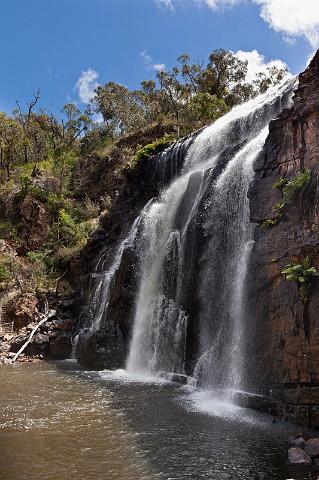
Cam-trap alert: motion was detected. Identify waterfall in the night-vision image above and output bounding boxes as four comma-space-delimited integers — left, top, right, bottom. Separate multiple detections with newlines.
77, 76, 297, 391
126, 77, 296, 388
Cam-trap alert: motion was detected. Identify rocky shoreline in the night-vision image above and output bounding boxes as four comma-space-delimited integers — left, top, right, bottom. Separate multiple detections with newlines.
0, 298, 75, 365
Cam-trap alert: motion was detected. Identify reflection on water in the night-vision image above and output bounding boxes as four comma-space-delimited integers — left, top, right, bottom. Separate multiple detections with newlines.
0, 362, 153, 480
0, 361, 315, 480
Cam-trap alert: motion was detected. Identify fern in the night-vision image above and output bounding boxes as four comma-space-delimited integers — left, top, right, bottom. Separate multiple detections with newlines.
281, 257, 318, 302
282, 169, 311, 202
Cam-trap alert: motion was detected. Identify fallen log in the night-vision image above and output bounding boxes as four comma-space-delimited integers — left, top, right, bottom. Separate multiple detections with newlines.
11, 306, 56, 363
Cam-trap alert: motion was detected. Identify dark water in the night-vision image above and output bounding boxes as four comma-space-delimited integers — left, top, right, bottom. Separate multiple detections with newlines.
0, 361, 315, 480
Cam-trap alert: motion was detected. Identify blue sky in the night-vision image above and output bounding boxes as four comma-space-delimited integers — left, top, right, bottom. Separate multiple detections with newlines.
0, 0, 317, 115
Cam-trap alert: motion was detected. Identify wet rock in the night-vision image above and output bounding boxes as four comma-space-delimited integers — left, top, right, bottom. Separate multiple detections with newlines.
305, 438, 319, 458
48, 333, 72, 358
171, 374, 188, 385
288, 447, 311, 464
60, 298, 75, 309
33, 333, 50, 347
159, 372, 189, 384
289, 433, 306, 448
51, 318, 74, 331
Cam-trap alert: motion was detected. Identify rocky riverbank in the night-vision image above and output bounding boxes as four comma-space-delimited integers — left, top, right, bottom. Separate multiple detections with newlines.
0, 298, 75, 364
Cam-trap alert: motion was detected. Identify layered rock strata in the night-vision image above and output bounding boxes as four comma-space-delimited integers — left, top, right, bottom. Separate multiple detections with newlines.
245, 51, 319, 426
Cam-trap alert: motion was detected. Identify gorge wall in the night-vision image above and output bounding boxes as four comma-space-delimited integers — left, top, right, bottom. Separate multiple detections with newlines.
245, 51, 319, 426
73, 51, 319, 427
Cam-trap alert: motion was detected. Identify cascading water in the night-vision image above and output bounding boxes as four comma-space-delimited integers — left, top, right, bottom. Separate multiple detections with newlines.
77, 76, 297, 392
126, 77, 297, 388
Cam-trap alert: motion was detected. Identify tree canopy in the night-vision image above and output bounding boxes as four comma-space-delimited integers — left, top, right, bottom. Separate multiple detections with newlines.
94, 48, 288, 137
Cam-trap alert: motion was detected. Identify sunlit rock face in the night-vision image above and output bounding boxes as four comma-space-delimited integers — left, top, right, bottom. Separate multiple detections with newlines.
245, 50, 319, 426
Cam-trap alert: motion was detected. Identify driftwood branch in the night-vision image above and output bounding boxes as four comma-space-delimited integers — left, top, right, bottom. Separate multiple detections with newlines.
12, 303, 56, 363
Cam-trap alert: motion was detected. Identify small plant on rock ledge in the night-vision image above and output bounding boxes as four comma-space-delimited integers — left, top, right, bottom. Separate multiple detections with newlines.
261, 216, 282, 229
281, 257, 319, 303
261, 202, 286, 229
266, 170, 312, 230
282, 169, 312, 202
273, 170, 312, 201
272, 176, 288, 191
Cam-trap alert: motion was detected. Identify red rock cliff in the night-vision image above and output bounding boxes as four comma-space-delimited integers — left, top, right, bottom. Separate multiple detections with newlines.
246, 50, 319, 426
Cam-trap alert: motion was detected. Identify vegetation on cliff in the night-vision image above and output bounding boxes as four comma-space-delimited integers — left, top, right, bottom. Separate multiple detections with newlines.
281, 257, 319, 302
261, 169, 312, 229
0, 48, 287, 328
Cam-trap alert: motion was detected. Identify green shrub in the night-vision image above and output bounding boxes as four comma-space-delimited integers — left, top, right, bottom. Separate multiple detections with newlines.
281, 257, 318, 302
282, 169, 311, 202
58, 208, 93, 247
58, 208, 77, 243
261, 215, 283, 229
74, 196, 100, 221
53, 237, 88, 269
32, 187, 49, 204
272, 176, 288, 191
0, 221, 14, 239
26, 251, 46, 263
130, 135, 175, 170
102, 194, 112, 211
0, 264, 9, 281
46, 193, 69, 215
266, 170, 312, 230
272, 201, 286, 213
19, 175, 33, 197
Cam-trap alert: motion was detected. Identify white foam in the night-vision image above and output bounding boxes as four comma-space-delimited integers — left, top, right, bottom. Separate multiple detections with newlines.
97, 369, 169, 385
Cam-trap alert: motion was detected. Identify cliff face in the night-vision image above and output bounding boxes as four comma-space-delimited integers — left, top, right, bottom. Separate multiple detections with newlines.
73, 133, 198, 368
73, 51, 319, 426
246, 51, 319, 426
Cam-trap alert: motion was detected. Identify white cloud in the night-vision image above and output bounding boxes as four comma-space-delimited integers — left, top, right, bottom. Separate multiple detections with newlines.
92, 112, 104, 124
153, 63, 166, 71
255, 0, 319, 48
156, 0, 174, 10
234, 49, 289, 82
194, 0, 241, 8
75, 68, 100, 104
140, 50, 166, 71
155, 0, 319, 47
140, 50, 154, 67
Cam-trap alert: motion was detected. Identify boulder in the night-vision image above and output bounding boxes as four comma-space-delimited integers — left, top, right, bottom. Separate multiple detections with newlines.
0, 239, 17, 257
33, 333, 50, 348
305, 438, 319, 458
288, 447, 311, 464
6, 293, 38, 331
9, 331, 29, 351
159, 372, 189, 384
48, 333, 72, 358
51, 318, 74, 331
289, 433, 306, 448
